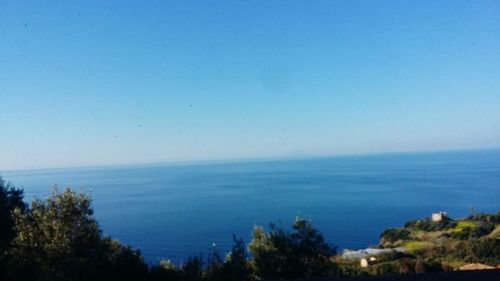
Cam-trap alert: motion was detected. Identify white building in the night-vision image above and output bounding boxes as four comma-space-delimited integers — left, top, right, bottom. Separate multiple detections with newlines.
432, 212, 448, 222
360, 256, 377, 268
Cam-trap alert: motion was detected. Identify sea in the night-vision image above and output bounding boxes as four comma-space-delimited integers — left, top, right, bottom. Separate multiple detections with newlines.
2, 150, 499, 263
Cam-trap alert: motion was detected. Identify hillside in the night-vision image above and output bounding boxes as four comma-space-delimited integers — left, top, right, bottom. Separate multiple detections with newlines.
336, 212, 500, 276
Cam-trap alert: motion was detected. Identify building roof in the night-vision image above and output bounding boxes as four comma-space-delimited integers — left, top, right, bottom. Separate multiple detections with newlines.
458, 263, 495, 271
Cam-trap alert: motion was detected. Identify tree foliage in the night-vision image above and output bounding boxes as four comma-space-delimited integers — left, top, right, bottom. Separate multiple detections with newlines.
467, 212, 500, 223
453, 238, 500, 265
4, 187, 148, 281
380, 228, 411, 245
222, 236, 251, 281
0, 178, 26, 256
181, 255, 203, 281
448, 222, 496, 240
150, 259, 181, 281
404, 219, 457, 232
248, 217, 337, 279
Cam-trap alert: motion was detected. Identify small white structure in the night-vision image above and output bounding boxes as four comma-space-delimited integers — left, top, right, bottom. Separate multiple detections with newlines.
432, 212, 448, 222
342, 247, 405, 260
360, 256, 377, 268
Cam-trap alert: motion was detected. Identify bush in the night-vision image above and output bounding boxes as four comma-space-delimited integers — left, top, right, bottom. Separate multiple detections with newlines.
369, 261, 398, 275
337, 262, 367, 277
5, 188, 148, 281
470, 223, 496, 238
449, 222, 496, 240
468, 212, 500, 223
222, 236, 251, 281
248, 217, 337, 279
181, 256, 203, 281
203, 247, 224, 281
100, 237, 149, 281
0, 179, 27, 279
149, 259, 181, 281
0, 178, 26, 255
380, 228, 411, 245
404, 219, 456, 232
454, 238, 500, 265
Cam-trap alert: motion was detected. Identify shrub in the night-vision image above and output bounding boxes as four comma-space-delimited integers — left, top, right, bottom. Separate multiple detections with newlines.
380, 228, 411, 245
222, 236, 251, 281
369, 261, 398, 275
468, 212, 500, 223
5, 188, 148, 281
449, 222, 496, 240
149, 259, 181, 281
181, 256, 203, 281
0, 178, 26, 255
248, 217, 337, 279
404, 219, 456, 232
203, 247, 224, 281
454, 238, 500, 265
0, 178, 27, 279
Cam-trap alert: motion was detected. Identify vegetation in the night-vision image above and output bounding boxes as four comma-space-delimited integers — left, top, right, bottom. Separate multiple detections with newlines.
375, 211, 500, 274
0, 177, 499, 280
0, 178, 27, 277
403, 218, 457, 232
0, 178, 339, 280
379, 228, 410, 245
2, 186, 148, 281
248, 219, 337, 279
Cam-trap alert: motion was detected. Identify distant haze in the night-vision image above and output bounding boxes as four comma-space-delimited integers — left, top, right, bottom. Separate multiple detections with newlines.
1, 1, 500, 170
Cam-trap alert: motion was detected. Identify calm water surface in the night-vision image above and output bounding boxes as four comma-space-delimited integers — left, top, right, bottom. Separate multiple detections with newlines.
2, 150, 500, 263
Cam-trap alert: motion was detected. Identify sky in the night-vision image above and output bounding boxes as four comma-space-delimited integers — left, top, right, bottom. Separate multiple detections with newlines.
1, 1, 499, 171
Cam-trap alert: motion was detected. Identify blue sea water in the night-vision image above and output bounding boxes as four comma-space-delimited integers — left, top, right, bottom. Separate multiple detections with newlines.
2, 150, 500, 263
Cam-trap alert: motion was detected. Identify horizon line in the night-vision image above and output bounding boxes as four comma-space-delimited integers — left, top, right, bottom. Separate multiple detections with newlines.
2, 146, 500, 174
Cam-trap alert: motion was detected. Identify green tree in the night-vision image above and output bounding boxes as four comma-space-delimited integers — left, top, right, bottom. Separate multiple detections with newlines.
222, 236, 251, 281
100, 237, 149, 281
203, 245, 224, 281
379, 228, 410, 245
455, 238, 500, 265
181, 255, 203, 281
0, 178, 27, 278
248, 217, 336, 279
7, 188, 102, 281
6, 187, 148, 281
248, 225, 279, 278
149, 259, 181, 281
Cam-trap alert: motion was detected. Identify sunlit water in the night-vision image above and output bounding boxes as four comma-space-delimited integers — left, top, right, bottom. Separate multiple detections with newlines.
2, 150, 500, 263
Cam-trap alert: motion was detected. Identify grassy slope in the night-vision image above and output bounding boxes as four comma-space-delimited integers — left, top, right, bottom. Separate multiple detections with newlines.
388, 219, 498, 252
452, 221, 477, 232
487, 225, 500, 239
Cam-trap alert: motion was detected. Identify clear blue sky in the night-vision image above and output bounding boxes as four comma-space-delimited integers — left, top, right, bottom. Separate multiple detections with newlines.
1, 1, 499, 170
